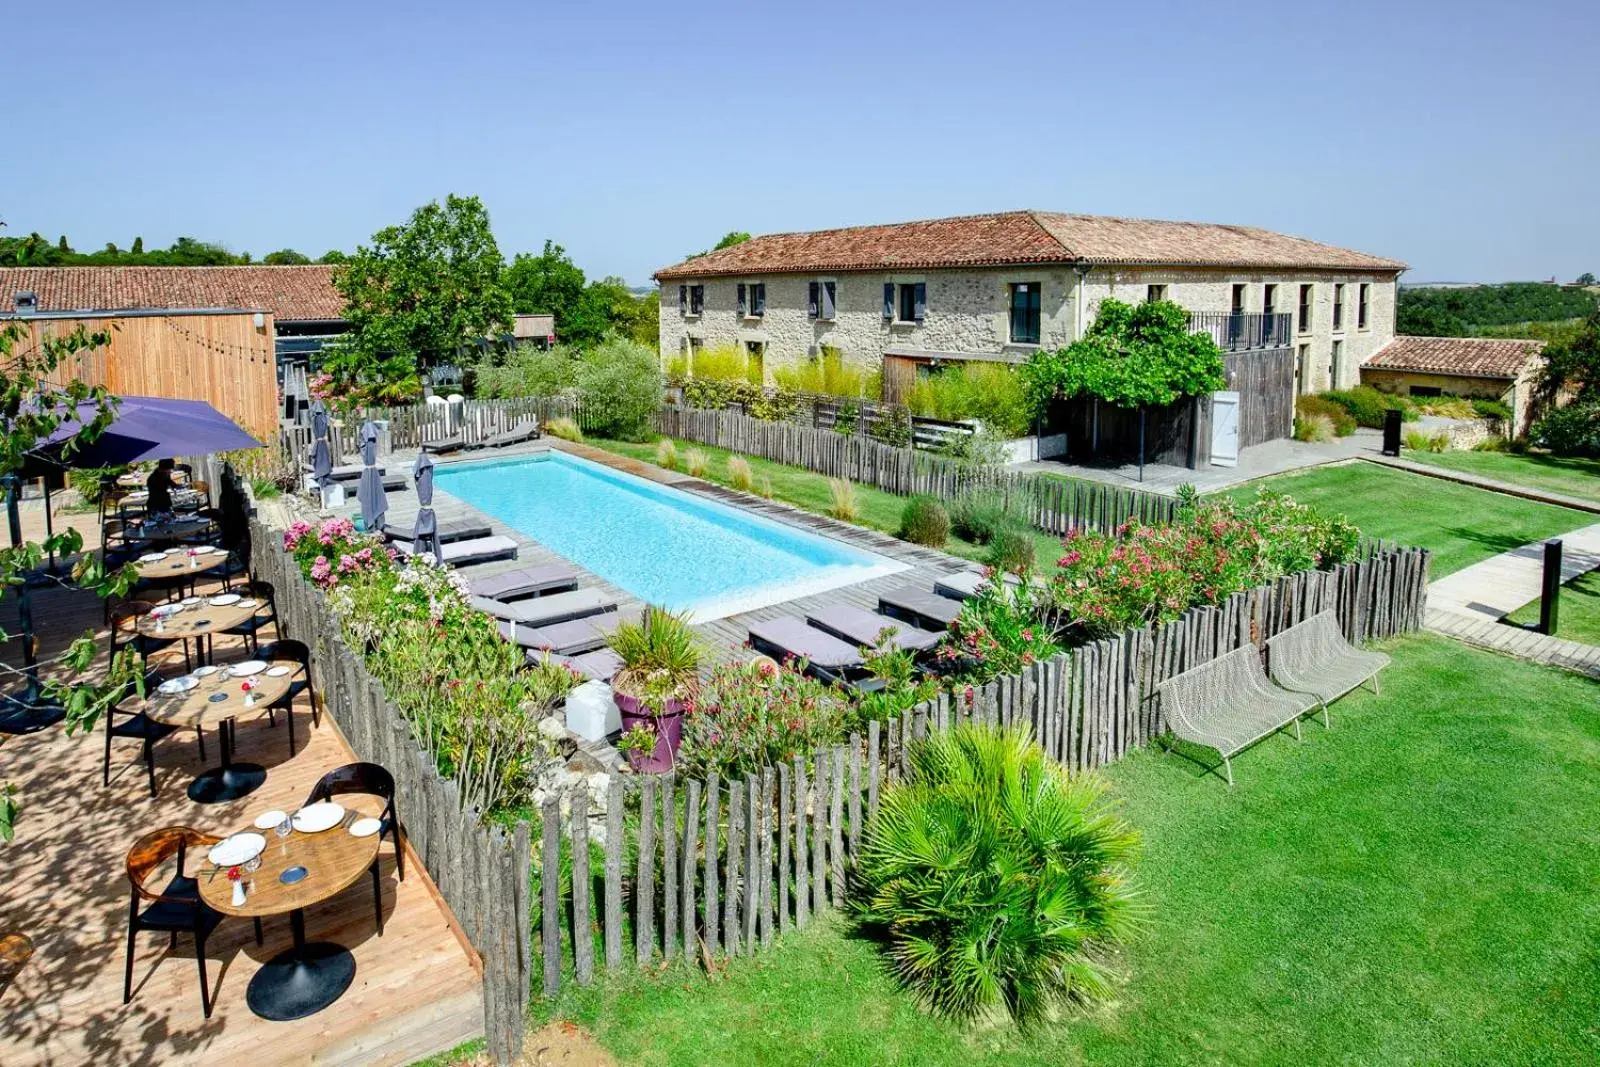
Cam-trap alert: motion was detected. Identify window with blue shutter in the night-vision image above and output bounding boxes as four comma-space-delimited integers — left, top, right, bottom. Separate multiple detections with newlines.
913, 282, 926, 322
753, 282, 765, 316
822, 281, 836, 320
690, 285, 704, 315
808, 281, 820, 319
737, 283, 747, 316
679, 285, 687, 314
883, 283, 895, 321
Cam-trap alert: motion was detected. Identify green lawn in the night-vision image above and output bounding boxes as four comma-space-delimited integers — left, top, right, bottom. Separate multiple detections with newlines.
581, 435, 1067, 574
1506, 568, 1600, 646
540, 635, 1600, 1066
1223, 462, 1592, 577
1401, 449, 1600, 505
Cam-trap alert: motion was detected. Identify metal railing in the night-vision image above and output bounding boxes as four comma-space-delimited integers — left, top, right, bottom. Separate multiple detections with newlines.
1188, 311, 1295, 352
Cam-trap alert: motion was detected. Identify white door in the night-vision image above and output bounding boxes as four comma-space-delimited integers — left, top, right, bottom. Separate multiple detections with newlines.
1210, 391, 1240, 467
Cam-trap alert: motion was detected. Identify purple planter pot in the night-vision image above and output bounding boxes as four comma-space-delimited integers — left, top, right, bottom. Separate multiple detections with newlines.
614, 690, 685, 773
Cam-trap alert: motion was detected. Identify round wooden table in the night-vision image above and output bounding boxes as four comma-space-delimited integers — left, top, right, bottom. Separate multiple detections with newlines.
135, 596, 263, 666
140, 659, 302, 803
199, 803, 382, 1021
124, 515, 214, 546
130, 547, 231, 582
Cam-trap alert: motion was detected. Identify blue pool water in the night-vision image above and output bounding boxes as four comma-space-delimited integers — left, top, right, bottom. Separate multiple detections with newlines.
434, 452, 904, 619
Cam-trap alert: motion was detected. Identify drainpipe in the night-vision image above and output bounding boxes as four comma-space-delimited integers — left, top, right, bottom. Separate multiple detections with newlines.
1073, 259, 1095, 452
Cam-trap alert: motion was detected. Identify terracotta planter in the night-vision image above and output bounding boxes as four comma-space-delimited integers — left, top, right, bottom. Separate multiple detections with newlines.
614, 689, 685, 773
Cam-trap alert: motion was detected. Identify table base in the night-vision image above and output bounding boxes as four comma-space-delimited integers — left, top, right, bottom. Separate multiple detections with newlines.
188, 762, 266, 804
245, 942, 357, 1021
0, 691, 64, 735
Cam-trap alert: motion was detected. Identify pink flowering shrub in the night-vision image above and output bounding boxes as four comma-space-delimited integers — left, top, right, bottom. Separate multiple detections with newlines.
936, 574, 1063, 683
285, 517, 387, 588
676, 659, 850, 778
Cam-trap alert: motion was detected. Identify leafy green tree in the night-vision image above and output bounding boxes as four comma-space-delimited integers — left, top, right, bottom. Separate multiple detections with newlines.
1019, 299, 1226, 416
317, 249, 348, 264
55, 235, 67, 253
330, 194, 513, 403
1579, 272, 1597, 286
1398, 282, 1598, 336
505, 240, 587, 327
130, 236, 143, 255
575, 338, 662, 441
262, 248, 311, 265
685, 230, 753, 260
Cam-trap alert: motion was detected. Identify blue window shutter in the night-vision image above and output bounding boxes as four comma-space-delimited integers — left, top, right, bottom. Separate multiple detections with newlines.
914, 282, 927, 322
679, 285, 687, 313
737, 283, 746, 316
757, 283, 766, 315
883, 283, 895, 321
808, 281, 819, 319
823, 281, 836, 319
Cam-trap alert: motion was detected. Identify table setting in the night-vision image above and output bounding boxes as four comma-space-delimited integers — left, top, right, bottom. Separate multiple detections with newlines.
136, 594, 262, 659
131, 544, 231, 579
142, 659, 301, 803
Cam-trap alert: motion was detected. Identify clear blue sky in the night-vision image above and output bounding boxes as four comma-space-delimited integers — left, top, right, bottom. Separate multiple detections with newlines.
4, 0, 1597, 285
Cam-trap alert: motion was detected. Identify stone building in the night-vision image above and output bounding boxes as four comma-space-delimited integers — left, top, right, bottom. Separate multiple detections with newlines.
1360, 335, 1547, 436
654, 210, 1406, 400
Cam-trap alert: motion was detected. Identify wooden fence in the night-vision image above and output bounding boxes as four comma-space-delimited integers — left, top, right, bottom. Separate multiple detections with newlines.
281, 395, 580, 471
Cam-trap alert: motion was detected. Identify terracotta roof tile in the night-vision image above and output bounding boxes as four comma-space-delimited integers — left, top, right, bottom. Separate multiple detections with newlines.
0, 265, 343, 322
655, 210, 1406, 279
1363, 335, 1545, 379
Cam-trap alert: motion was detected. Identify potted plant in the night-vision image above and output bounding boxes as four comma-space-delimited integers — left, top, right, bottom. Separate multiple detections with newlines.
610, 607, 703, 772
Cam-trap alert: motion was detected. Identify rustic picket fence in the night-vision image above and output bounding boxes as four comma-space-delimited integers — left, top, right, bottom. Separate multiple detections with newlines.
527, 541, 1430, 1000
656, 405, 1178, 535
281, 395, 582, 471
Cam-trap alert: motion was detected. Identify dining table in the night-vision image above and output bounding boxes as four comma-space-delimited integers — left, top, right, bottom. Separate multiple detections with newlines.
139, 658, 302, 803
130, 545, 232, 583
124, 514, 214, 546
199, 799, 383, 1021
134, 593, 263, 666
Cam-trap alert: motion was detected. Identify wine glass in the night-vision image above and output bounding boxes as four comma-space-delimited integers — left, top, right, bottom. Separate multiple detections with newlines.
275, 814, 293, 839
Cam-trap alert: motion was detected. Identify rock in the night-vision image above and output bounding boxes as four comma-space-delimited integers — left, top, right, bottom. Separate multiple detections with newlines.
536, 715, 578, 759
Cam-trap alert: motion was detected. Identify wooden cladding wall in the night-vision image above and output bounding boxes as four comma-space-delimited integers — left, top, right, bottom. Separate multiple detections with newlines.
16, 312, 280, 443
1223, 346, 1296, 449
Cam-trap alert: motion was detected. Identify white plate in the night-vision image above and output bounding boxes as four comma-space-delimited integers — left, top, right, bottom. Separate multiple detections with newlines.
157, 676, 199, 695
349, 817, 383, 839
193, 665, 222, 677
236, 598, 258, 609
229, 660, 267, 678
149, 604, 183, 618
208, 832, 266, 868
181, 596, 201, 605
253, 809, 290, 830
138, 553, 166, 563
208, 593, 241, 606
266, 665, 292, 678
292, 802, 346, 834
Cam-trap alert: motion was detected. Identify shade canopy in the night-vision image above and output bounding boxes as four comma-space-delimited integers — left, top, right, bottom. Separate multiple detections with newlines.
25, 395, 261, 472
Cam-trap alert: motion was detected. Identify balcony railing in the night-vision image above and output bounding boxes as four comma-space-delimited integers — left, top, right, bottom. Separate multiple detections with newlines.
1188, 311, 1295, 352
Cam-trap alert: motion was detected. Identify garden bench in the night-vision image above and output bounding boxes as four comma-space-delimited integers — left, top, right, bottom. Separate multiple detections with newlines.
1156, 644, 1320, 786
1264, 610, 1390, 727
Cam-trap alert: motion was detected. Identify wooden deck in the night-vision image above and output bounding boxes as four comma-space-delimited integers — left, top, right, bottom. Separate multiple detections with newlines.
0, 530, 483, 1067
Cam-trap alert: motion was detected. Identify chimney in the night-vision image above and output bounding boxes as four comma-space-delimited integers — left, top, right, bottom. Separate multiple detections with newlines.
13, 290, 37, 314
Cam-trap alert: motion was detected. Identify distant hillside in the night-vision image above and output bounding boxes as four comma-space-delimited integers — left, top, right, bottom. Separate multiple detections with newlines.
1397, 282, 1598, 337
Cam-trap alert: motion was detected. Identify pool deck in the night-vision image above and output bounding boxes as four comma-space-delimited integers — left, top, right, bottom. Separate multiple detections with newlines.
340, 438, 982, 666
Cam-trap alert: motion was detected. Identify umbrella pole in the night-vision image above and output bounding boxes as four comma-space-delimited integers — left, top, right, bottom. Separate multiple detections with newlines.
43, 480, 58, 576
0, 473, 62, 733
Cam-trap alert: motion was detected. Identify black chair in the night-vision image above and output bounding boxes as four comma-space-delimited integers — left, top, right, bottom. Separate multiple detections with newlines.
306, 763, 404, 935
221, 581, 277, 657
124, 827, 261, 1019
264, 639, 319, 755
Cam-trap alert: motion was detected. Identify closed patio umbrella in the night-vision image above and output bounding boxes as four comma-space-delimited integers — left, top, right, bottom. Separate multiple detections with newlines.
309, 401, 332, 491
355, 420, 386, 533
412, 451, 441, 564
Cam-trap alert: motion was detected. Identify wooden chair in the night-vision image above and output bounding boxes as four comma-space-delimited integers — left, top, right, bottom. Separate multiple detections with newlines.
124, 827, 261, 1019
306, 763, 403, 935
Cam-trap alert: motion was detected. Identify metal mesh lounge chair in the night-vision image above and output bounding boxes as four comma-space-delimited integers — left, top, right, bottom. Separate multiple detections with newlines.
1155, 643, 1321, 786
482, 419, 539, 449
469, 564, 579, 602
472, 587, 615, 626
806, 604, 941, 653
878, 585, 962, 630
396, 535, 518, 567
382, 518, 492, 545
1265, 610, 1390, 727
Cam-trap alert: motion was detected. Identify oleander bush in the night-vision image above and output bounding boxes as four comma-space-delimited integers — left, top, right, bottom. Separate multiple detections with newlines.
675, 659, 851, 778
936, 576, 1062, 684
898, 495, 951, 547
854, 724, 1142, 1027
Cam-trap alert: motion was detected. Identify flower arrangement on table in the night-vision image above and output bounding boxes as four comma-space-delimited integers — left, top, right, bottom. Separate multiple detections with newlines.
240, 677, 259, 706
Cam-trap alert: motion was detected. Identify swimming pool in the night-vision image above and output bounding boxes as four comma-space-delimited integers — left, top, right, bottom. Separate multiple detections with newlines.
434, 451, 906, 620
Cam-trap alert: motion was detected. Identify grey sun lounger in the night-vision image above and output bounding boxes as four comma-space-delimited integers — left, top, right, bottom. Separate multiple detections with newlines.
747, 617, 863, 672
421, 435, 468, 455
878, 585, 963, 630
549, 648, 623, 682
397, 535, 519, 567
382, 519, 492, 545
934, 570, 1022, 601
469, 564, 580, 602
806, 604, 942, 654
483, 419, 539, 448
306, 463, 384, 481
498, 609, 627, 656
472, 587, 615, 627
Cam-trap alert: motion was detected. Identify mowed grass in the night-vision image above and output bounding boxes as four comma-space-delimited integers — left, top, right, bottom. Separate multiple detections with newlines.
1506, 568, 1600, 646
1401, 448, 1600, 505
1222, 462, 1592, 576
541, 636, 1600, 1066
583, 435, 1068, 574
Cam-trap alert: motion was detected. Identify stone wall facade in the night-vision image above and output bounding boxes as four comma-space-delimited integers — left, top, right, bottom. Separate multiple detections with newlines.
659, 265, 1399, 396
1359, 366, 1541, 437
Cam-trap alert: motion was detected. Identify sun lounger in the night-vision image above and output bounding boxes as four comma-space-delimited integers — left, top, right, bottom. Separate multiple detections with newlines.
878, 585, 963, 630
472, 587, 615, 626
397, 534, 518, 567
747, 616, 883, 689
421, 435, 468, 455
934, 570, 1021, 601
549, 648, 623, 682
483, 419, 539, 449
498, 610, 626, 655
305, 463, 384, 481
382, 519, 492, 545
805, 604, 942, 654
469, 564, 580, 602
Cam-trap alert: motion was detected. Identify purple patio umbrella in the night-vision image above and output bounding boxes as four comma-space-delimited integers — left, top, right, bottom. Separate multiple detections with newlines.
412, 451, 441, 564
355, 420, 386, 533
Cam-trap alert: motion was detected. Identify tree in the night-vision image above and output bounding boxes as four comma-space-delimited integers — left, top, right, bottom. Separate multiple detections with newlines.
55, 235, 67, 253
263, 248, 311, 265
317, 249, 348, 264
1579, 272, 1597, 287
130, 236, 143, 255
505, 240, 587, 329
1020, 300, 1226, 414
686, 230, 752, 259
330, 194, 513, 404
1538, 310, 1599, 404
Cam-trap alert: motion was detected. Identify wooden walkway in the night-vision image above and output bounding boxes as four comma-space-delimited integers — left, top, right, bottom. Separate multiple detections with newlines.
0, 547, 482, 1066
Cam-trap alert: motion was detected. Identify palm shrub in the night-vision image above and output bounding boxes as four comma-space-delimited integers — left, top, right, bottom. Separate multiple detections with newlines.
898, 495, 950, 547
855, 724, 1142, 1027
828, 477, 860, 522
726, 455, 754, 492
